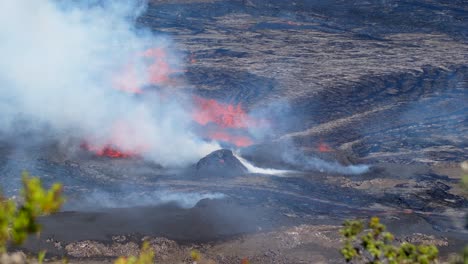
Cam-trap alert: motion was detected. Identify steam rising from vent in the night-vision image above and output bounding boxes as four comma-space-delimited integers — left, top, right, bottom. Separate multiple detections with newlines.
234, 153, 292, 175
71, 190, 226, 210
301, 158, 369, 175
236, 150, 368, 175
281, 148, 370, 175
0, 0, 369, 175
0, 0, 221, 166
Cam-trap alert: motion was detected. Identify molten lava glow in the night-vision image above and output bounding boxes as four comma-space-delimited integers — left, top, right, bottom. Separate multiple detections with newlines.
143, 47, 180, 85
192, 96, 253, 128
84, 46, 264, 158
114, 47, 181, 94
82, 121, 150, 158
191, 96, 267, 147
318, 142, 333, 152
81, 143, 136, 158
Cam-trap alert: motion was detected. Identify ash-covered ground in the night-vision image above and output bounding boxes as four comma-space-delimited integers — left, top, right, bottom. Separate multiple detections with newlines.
0, 0, 467, 263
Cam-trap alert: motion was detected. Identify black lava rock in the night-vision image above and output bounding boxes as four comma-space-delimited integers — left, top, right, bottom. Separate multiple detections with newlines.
194, 149, 247, 177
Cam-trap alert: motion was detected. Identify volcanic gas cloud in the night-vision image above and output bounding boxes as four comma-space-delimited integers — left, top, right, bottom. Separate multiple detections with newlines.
0, 0, 266, 167
81, 45, 265, 159
73, 34, 266, 158
0, 0, 371, 176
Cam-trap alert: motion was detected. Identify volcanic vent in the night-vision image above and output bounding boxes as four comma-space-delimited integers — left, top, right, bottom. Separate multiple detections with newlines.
194, 149, 247, 177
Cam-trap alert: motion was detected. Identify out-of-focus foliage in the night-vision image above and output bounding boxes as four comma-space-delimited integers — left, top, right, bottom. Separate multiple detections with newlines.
0, 196, 16, 252
449, 245, 468, 264
340, 217, 439, 264
461, 173, 468, 196
114, 242, 155, 264
452, 163, 468, 264
190, 249, 202, 262
0, 171, 64, 252
37, 250, 46, 264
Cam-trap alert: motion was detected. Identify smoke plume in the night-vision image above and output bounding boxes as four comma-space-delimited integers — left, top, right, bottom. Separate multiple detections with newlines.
0, 0, 220, 167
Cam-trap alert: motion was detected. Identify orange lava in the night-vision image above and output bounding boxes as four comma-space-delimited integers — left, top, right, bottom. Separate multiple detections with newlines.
82, 121, 150, 158
81, 143, 135, 158
192, 96, 267, 147
192, 96, 253, 128
318, 142, 333, 152
241, 258, 250, 264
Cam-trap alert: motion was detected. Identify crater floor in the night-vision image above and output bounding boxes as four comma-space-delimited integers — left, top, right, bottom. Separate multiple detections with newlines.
3, 0, 467, 263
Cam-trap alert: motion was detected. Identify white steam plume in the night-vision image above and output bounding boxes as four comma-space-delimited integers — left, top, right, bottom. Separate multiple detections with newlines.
234, 153, 293, 175
267, 139, 370, 175
301, 157, 369, 175
282, 151, 370, 175
0, 0, 219, 166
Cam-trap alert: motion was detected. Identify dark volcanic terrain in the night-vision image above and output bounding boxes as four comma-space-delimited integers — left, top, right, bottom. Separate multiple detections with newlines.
142, 0, 468, 165
1, 0, 467, 263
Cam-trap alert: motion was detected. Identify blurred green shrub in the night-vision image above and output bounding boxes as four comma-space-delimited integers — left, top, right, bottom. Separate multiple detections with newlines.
340, 217, 438, 264
454, 165, 468, 264
0, 171, 64, 252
